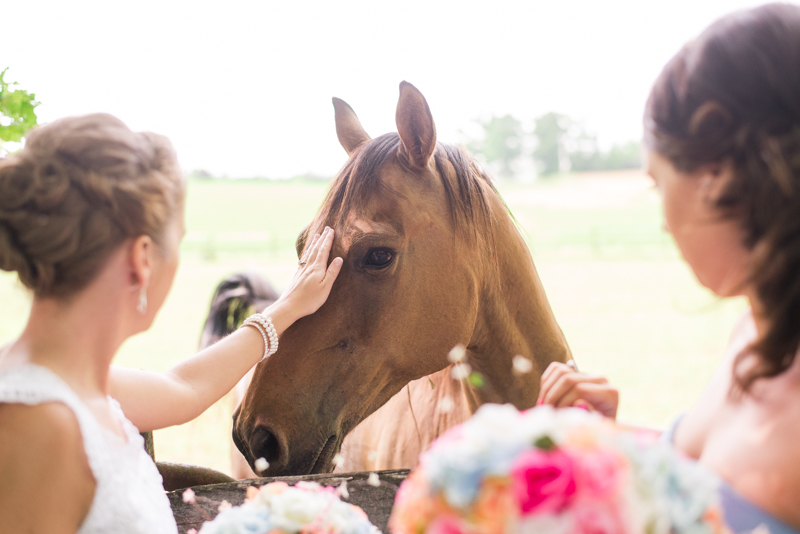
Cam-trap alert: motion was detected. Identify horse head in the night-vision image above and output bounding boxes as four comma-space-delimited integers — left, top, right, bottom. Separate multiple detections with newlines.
232, 82, 571, 476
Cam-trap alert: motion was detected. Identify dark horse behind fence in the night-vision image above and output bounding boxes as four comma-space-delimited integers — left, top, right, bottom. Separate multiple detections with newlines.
208, 82, 572, 478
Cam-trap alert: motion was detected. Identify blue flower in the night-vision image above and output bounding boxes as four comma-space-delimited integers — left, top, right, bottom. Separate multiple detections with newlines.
199, 504, 273, 534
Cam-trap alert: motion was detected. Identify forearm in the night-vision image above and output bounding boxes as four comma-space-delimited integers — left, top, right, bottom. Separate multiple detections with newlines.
114, 227, 342, 431
164, 326, 266, 423
113, 301, 299, 431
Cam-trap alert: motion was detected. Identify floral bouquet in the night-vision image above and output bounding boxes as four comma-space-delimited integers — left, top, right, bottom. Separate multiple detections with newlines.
193, 480, 381, 534
389, 404, 730, 534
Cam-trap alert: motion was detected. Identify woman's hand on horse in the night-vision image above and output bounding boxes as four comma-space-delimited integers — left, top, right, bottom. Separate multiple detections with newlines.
537, 361, 619, 419
269, 227, 343, 327
108, 228, 343, 432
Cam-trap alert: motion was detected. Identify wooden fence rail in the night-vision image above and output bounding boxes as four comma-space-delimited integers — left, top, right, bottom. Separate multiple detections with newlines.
168, 470, 410, 534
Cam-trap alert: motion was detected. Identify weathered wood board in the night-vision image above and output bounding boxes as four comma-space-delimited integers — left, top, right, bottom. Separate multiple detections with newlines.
168, 469, 410, 534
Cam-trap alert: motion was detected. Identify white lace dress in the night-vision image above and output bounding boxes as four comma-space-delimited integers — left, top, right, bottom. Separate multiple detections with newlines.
0, 363, 178, 534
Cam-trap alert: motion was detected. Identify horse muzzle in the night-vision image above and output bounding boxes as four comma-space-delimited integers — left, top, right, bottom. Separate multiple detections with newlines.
232, 411, 339, 476
231, 417, 288, 475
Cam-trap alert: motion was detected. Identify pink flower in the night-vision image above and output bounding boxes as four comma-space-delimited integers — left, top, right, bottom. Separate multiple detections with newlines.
471, 478, 517, 534
572, 497, 630, 534
429, 425, 465, 451
576, 450, 625, 499
182, 488, 196, 504
510, 448, 577, 515
426, 514, 465, 534
390, 471, 445, 534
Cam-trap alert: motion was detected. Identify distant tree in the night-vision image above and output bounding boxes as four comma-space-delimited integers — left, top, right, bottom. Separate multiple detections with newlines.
468, 110, 642, 179
565, 130, 602, 172
534, 112, 642, 174
0, 68, 40, 153
467, 114, 524, 180
532, 112, 571, 176
189, 169, 214, 179
600, 141, 642, 170
569, 138, 642, 172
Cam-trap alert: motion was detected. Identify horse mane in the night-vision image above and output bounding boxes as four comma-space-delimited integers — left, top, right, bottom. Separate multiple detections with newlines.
307, 133, 500, 251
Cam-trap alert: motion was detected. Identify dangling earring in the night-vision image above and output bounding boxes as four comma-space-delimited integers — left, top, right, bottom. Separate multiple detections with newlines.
137, 287, 148, 315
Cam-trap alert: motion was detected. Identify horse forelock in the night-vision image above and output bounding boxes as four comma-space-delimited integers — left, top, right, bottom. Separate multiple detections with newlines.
308, 133, 499, 256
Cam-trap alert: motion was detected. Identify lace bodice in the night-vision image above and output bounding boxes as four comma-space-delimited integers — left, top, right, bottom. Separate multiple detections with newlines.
0, 364, 177, 534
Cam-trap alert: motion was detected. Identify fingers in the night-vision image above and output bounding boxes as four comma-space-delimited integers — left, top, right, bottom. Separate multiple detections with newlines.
301, 233, 321, 265
306, 227, 334, 267
314, 228, 335, 269
542, 371, 608, 407
323, 256, 344, 288
551, 383, 602, 408
537, 361, 618, 418
573, 399, 595, 411
297, 226, 341, 287
538, 362, 575, 404
539, 361, 565, 390
554, 383, 619, 419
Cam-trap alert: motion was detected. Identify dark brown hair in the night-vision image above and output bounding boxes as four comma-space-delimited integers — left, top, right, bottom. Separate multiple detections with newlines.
0, 113, 185, 298
645, 3, 800, 390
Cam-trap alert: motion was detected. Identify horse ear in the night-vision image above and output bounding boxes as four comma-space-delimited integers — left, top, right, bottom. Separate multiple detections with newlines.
333, 97, 371, 155
396, 81, 437, 168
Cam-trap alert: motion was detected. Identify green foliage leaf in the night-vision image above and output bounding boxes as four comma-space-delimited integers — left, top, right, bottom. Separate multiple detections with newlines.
0, 68, 40, 143
467, 371, 486, 389
534, 434, 556, 451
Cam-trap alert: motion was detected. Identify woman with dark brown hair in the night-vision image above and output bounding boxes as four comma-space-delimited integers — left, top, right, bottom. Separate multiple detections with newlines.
539, 4, 800, 532
0, 114, 343, 533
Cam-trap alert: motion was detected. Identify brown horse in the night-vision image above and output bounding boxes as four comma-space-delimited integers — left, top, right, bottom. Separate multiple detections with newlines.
231, 82, 572, 477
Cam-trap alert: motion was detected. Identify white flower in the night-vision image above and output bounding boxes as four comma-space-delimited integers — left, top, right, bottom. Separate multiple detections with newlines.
200, 481, 379, 534
450, 363, 472, 380
337, 481, 350, 499
367, 473, 381, 487
217, 500, 232, 512
437, 396, 455, 413
512, 355, 533, 374
198, 503, 271, 534
447, 344, 467, 363
261, 485, 328, 532
518, 513, 575, 534
254, 457, 269, 473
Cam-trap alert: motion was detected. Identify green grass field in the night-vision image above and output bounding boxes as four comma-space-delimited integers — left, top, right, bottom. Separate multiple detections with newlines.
0, 171, 746, 475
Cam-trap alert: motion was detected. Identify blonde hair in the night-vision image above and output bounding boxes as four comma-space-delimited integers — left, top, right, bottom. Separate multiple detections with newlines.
0, 113, 185, 297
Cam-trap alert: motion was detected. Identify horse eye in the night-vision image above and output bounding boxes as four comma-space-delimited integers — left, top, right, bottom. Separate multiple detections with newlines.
363, 248, 394, 269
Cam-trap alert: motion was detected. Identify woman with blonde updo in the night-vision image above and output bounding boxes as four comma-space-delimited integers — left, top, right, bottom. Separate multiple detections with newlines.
539, 4, 800, 532
0, 114, 343, 533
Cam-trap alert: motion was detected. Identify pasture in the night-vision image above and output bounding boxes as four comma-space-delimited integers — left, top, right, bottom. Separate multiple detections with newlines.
0, 170, 746, 476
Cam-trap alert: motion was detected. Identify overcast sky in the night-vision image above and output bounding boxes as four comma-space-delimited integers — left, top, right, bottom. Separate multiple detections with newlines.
3, 0, 784, 178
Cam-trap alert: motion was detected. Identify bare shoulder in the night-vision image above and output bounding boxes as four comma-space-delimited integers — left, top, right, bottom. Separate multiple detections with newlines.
673, 312, 754, 458
0, 401, 86, 448
0, 402, 96, 533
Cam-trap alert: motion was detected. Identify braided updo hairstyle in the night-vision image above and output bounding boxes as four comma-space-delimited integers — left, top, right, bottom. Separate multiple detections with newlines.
645, 3, 800, 391
0, 113, 185, 298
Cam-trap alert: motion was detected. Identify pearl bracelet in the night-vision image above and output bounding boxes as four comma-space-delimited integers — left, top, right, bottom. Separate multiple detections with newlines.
242, 314, 279, 363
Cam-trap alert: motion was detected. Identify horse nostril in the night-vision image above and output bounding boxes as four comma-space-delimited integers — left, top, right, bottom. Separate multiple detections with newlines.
250, 426, 283, 470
